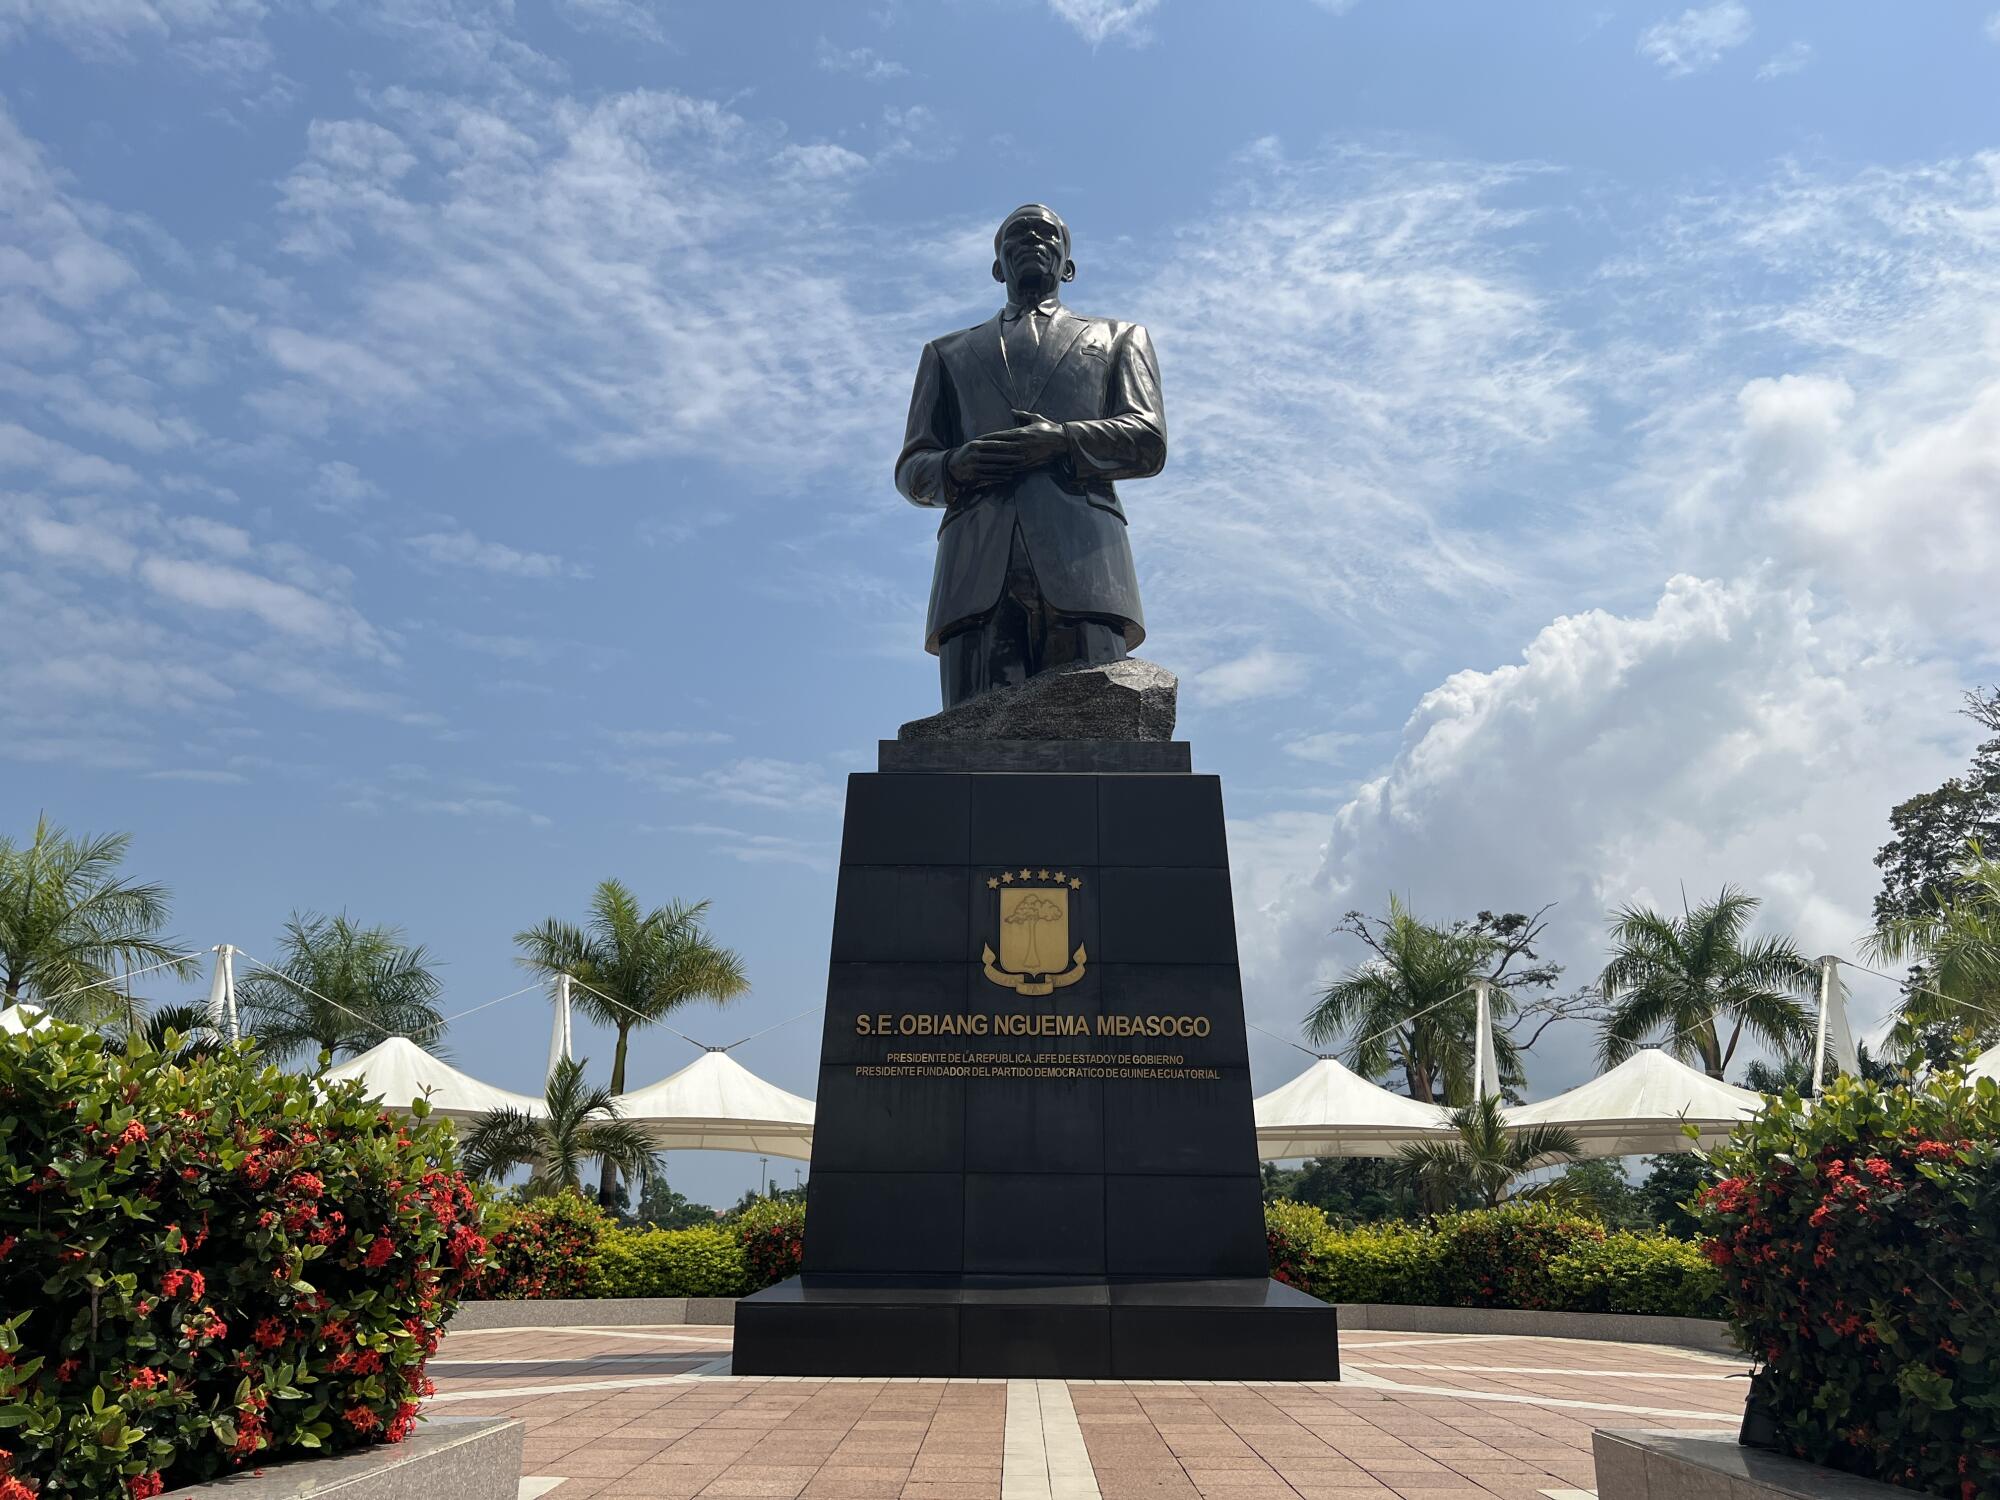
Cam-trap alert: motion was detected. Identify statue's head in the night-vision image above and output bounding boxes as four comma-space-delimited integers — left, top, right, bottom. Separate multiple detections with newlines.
992, 203, 1075, 300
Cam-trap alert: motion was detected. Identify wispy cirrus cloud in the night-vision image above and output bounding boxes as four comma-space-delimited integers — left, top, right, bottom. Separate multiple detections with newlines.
404, 528, 589, 581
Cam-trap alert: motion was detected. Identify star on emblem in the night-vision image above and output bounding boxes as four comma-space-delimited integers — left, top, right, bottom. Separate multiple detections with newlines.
1037, 868, 1050, 880
1053, 871, 1065, 882
999, 871, 1013, 884
1069, 877, 1082, 889
1018, 868, 1032, 881
986, 877, 999, 889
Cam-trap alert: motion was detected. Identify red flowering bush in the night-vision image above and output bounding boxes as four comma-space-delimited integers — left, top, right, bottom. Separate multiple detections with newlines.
1697, 1073, 2000, 1498
734, 1198, 804, 1291
0, 1017, 487, 1497
470, 1192, 606, 1300
1429, 1204, 1606, 1310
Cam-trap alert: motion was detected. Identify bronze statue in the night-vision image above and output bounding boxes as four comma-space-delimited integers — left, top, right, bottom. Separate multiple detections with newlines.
896, 204, 1167, 708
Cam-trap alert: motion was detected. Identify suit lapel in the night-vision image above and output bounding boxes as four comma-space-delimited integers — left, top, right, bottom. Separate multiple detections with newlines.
1019, 309, 1089, 412
964, 313, 1014, 410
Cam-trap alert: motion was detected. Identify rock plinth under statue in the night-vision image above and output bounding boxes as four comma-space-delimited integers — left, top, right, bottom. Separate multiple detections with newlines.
897, 658, 1177, 744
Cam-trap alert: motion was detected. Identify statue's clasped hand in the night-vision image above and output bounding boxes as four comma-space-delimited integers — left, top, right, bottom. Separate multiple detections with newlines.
947, 411, 1068, 489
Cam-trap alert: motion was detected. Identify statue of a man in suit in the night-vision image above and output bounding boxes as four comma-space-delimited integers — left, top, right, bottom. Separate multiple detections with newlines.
896, 204, 1166, 708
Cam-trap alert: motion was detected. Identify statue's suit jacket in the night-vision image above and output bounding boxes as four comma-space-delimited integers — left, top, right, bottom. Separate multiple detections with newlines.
895, 306, 1166, 654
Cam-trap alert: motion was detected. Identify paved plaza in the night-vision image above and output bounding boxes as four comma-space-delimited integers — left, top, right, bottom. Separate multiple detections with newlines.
429, 1323, 1750, 1499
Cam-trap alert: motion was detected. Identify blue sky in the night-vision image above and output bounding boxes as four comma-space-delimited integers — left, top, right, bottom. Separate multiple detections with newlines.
6, 0, 1999, 1204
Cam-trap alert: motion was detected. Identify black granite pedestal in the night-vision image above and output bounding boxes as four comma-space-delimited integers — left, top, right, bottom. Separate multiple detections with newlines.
732, 742, 1339, 1379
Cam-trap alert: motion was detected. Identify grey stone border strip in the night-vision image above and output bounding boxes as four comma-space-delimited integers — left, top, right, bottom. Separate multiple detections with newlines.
448, 1296, 1731, 1354
448, 1296, 737, 1329
161, 1416, 523, 1498
1593, 1429, 1912, 1498
1335, 1302, 1738, 1354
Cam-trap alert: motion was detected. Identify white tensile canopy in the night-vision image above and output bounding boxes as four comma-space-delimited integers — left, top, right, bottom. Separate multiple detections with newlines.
1253, 1054, 1454, 1159
1966, 1042, 2000, 1083
324, 1036, 548, 1124
1505, 1048, 1765, 1154
614, 1049, 815, 1160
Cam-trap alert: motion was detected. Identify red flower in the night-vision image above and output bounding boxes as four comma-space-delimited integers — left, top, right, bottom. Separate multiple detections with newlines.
127, 1474, 164, 1499
342, 1403, 381, 1432
54, 1359, 80, 1382
160, 1268, 205, 1301
287, 1172, 325, 1198
0, 1236, 14, 1260
126, 1367, 165, 1391
252, 1318, 287, 1350
363, 1237, 396, 1270
0, 1475, 34, 1500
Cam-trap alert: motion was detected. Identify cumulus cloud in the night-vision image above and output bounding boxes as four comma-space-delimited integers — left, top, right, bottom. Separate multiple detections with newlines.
1637, 1, 1752, 76
1249, 576, 1965, 1077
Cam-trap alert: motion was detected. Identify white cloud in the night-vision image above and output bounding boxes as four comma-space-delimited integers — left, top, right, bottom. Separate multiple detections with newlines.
1637, 1, 1752, 75
1192, 648, 1311, 706
404, 528, 589, 580
1253, 576, 1964, 1079
1755, 40, 1811, 80
1986, 11, 2000, 43
814, 37, 906, 80
671, 823, 834, 872
1126, 145, 1582, 659
1044, 0, 1160, 45
138, 555, 387, 656
551, 0, 665, 44
0, 422, 141, 488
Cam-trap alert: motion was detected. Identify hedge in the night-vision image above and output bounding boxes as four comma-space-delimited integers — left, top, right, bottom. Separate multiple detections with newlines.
1697, 1072, 2000, 1498
1265, 1199, 1723, 1319
0, 1018, 485, 1498
463, 1194, 801, 1302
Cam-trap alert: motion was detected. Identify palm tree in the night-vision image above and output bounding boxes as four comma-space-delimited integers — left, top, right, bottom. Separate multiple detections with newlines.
108, 1002, 224, 1062
514, 882, 748, 1201
1391, 1097, 1583, 1213
0, 816, 198, 1022
1306, 896, 1520, 1105
1865, 843, 2000, 1050
1597, 886, 1815, 1081
236, 912, 445, 1064
460, 1056, 657, 1199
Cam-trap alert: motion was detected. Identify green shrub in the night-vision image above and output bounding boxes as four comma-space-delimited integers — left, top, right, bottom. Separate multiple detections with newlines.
0, 1018, 486, 1497
1315, 1221, 1443, 1306
1697, 1074, 2000, 1498
583, 1226, 746, 1299
1547, 1232, 1723, 1317
1264, 1198, 1332, 1293
1430, 1204, 1606, 1311
473, 1192, 606, 1300
733, 1197, 804, 1291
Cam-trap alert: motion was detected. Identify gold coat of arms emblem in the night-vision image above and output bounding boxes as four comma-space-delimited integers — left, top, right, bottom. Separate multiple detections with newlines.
981, 868, 1088, 996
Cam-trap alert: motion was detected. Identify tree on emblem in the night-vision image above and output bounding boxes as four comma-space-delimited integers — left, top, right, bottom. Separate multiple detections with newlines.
1005, 893, 1063, 972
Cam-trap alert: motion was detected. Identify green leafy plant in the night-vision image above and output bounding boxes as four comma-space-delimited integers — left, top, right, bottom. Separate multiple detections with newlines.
1391, 1097, 1583, 1212
0, 817, 197, 1024
472, 1192, 607, 1301
235, 913, 444, 1065
1696, 1073, 2000, 1497
583, 1226, 746, 1298
1546, 1232, 1722, 1317
459, 1056, 656, 1198
733, 1197, 805, 1291
513, 884, 748, 1203
0, 1017, 486, 1497
1597, 885, 1815, 1079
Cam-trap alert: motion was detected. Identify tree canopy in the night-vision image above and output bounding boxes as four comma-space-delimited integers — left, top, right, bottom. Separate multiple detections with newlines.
235, 911, 444, 1064
0, 816, 196, 1022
